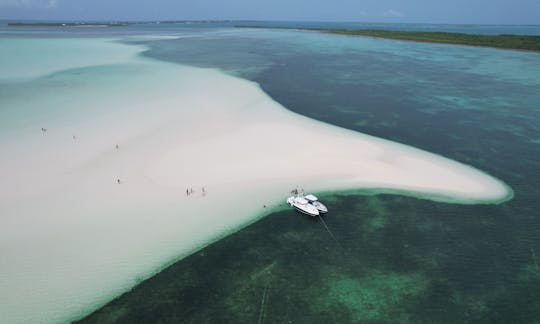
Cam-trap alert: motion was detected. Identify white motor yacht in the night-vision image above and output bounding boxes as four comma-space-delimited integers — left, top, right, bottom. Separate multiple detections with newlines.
305, 194, 328, 213
287, 195, 319, 217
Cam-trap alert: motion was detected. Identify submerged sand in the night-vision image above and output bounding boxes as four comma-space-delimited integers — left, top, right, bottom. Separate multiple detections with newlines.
0, 37, 511, 323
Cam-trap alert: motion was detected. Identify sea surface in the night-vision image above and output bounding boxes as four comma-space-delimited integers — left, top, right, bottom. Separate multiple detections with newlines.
2, 22, 540, 322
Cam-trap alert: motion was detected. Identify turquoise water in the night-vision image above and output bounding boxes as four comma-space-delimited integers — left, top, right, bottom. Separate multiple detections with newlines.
2, 23, 540, 322
82, 27, 540, 322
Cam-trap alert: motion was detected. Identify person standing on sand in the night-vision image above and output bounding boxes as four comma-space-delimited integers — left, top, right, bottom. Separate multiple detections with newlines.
202, 187, 206, 196
186, 189, 189, 196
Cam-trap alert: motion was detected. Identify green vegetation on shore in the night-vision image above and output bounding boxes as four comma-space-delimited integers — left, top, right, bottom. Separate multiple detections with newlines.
236, 26, 540, 51
321, 29, 540, 51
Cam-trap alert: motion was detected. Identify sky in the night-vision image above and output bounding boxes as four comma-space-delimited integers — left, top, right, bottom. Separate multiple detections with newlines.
0, 0, 539, 24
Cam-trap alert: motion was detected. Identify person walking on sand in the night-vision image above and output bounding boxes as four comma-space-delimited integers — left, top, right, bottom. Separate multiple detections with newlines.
186, 189, 189, 196
202, 187, 206, 196
115, 144, 119, 150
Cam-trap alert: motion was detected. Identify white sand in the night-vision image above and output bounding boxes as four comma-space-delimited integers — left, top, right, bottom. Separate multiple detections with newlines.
0, 38, 511, 323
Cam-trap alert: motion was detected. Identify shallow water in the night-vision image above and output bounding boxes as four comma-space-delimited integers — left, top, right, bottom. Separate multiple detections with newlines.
1, 23, 539, 322
79, 26, 540, 322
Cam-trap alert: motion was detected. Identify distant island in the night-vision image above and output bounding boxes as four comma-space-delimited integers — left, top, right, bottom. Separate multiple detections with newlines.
237, 26, 540, 52
8, 22, 129, 27
321, 29, 540, 51
7, 20, 235, 27
13, 20, 538, 52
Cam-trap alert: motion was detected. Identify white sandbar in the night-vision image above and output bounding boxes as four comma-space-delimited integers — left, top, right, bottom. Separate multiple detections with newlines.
0, 37, 512, 323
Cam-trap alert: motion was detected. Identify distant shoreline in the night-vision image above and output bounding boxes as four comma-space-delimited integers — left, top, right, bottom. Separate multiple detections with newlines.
6, 20, 233, 27
236, 26, 540, 52
7, 22, 128, 27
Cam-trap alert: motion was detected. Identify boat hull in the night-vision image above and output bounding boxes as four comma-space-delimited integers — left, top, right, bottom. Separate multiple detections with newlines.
293, 204, 319, 217
287, 196, 319, 216
311, 201, 328, 213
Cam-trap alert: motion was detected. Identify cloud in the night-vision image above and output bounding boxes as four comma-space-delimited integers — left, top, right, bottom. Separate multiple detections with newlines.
383, 9, 405, 18
0, 0, 58, 8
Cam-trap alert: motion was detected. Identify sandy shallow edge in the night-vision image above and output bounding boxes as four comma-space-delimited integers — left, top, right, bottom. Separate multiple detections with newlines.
0, 37, 512, 323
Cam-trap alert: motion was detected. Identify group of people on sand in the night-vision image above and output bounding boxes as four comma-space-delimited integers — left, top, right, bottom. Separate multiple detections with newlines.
186, 187, 206, 197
